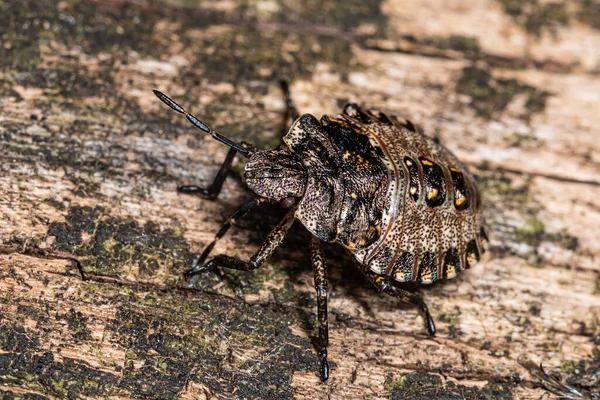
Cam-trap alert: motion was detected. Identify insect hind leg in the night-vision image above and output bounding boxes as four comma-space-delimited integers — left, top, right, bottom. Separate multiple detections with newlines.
360, 266, 436, 336
310, 236, 330, 381
279, 80, 300, 137
280, 80, 300, 121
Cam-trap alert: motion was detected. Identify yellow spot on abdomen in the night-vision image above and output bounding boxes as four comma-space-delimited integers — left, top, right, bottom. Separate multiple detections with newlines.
368, 225, 381, 235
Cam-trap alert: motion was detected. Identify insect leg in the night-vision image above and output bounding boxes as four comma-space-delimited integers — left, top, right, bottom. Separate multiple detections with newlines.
184, 197, 268, 277
280, 80, 300, 121
186, 209, 295, 276
360, 267, 436, 337
178, 147, 237, 200
310, 236, 330, 381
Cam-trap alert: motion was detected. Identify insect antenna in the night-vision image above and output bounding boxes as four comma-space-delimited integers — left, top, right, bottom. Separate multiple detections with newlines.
153, 89, 253, 156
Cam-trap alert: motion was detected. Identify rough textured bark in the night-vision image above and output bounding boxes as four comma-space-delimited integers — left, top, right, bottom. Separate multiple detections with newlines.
1, 0, 599, 399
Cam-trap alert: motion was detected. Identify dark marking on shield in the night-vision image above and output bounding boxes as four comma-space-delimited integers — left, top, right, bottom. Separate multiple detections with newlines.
368, 109, 393, 125
465, 239, 480, 269
370, 205, 383, 223
401, 119, 416, 132
404, 157, 421, 201
320, 115, 351, 131
365, 224, 381, 245
416, 252, 438, 282
390, 115, 417, 132
420, 157, 446, 207
391, 251, 414, 281
344, 199, 360, 225
343, 103, 372, 124
442, 247, 461, 279
373, 247, 395, 275
373, 146, 385, 158
449, 167, 470, 211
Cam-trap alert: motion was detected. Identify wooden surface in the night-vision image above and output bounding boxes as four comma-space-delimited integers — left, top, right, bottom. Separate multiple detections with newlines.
1, 0, 599, 399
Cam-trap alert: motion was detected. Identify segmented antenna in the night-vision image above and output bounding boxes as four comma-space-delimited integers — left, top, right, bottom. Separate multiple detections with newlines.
153, 89, 252, 156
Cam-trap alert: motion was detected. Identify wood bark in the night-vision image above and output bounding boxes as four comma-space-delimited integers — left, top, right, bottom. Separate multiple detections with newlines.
1, 0, 599, 399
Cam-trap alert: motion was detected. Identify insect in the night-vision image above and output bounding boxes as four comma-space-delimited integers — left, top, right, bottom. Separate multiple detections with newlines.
153, 82, 487, 381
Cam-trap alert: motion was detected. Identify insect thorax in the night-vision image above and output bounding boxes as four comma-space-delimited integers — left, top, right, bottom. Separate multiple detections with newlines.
281, 114, 389, 249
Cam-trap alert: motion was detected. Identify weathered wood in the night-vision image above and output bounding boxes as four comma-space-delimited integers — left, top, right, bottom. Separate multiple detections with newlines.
1, 0, 599, 399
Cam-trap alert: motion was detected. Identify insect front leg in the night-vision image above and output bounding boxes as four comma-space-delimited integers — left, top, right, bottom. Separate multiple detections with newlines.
360, 267, 436, 337
179, 139, 258, 200
188, 209, 295, 275
153, 89, 257, 200
310, 236, 330, 382
177, 147, 237, 200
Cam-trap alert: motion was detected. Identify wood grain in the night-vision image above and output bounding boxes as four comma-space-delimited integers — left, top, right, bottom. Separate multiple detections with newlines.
1, 0, 599, 398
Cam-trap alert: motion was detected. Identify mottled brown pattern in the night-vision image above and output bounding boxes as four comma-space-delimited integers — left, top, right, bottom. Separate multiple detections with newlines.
286, 113, 389, 249
2, 0, 599, 396
280, 103, 485, 284
340, 107, 486, 284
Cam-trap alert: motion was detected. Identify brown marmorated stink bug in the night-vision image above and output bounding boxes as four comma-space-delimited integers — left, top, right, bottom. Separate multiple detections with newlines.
153, 82, 487, 381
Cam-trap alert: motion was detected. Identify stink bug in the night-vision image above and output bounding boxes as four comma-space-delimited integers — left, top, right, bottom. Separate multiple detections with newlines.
153, 82, 487, 381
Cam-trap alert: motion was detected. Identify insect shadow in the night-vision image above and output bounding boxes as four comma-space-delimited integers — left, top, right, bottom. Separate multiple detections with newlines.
215, 196, 430, 339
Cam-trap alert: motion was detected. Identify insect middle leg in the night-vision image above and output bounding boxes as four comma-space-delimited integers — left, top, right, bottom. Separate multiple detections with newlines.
184, 197, 269, 277
310, 236, 330, 381
360, 266, 436, 336
186, 208, 295, 276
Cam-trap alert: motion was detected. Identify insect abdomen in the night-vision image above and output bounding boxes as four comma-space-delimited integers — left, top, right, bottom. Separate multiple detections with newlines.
345, 109, 486, 284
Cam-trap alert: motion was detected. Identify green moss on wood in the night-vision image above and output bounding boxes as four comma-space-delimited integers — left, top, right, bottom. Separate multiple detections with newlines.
456, 66, 550, 119
578, 0, 600, 29
388, 372, 513, 400
498, 0, 569, 37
